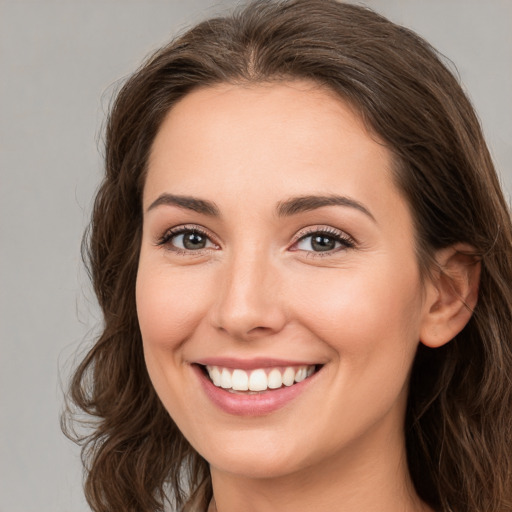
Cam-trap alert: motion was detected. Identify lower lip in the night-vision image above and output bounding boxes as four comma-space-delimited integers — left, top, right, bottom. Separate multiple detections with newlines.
193, 365, 319, 416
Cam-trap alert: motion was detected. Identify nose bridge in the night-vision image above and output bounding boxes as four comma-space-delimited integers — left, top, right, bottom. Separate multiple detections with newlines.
212, 243, 285, 339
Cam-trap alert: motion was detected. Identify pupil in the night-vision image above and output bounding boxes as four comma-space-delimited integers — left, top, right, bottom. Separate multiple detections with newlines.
183, 232, 206, 250
311, 235, 335, 252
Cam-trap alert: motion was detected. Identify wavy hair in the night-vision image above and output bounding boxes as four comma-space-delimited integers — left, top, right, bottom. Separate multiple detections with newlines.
63, 1, 512, 511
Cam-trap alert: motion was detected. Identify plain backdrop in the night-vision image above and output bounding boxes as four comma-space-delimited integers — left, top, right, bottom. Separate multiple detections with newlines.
1, 1, 511, 511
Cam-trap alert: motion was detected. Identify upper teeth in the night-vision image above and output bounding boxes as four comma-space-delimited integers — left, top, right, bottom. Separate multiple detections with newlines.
206, 365, 315, 392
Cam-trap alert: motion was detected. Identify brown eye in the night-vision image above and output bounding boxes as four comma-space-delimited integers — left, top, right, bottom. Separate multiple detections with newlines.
159, 227, 217, 252
295, 230, 354, 253
310, 234, 337, 252
181, 231, 208, 250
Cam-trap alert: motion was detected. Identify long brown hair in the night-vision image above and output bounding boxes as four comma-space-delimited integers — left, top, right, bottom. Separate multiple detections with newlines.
63, 1, 512, 511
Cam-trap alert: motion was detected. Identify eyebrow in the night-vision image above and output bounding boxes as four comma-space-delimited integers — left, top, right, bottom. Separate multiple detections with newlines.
146, 193, 220, 216
276, 194, 376, 221
146, 192, 375, 222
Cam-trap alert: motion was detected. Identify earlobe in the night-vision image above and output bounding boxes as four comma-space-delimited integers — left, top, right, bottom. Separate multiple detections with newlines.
420, 244, 481, 348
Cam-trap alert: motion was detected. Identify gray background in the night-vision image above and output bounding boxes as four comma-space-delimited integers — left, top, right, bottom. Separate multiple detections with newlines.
1, 1, 511, 511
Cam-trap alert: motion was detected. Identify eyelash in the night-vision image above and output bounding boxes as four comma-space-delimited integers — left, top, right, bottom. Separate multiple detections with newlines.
156, 225, 218, 255
156, 225, 356, 257
291, 227, 356, 257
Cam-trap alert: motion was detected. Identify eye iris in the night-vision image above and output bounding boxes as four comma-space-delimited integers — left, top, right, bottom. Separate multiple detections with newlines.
311, 234, 336, 251
183, 232, 206, 250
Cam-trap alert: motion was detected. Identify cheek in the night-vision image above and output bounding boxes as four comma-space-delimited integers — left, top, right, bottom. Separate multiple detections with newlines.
292, 260, 424, 361
135, 261, 213, 423
135, 262, 212, 351
294, 264, 423, 431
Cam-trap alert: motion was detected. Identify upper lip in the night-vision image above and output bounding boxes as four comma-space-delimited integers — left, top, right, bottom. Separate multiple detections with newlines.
193, 357, 322, 370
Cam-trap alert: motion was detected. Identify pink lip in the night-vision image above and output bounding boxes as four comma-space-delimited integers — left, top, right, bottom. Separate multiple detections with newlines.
192, 363, 321, 416
194, 357, 318, 370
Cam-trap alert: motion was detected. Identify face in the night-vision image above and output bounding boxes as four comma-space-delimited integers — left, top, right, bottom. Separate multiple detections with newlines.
136, 82, 431, 480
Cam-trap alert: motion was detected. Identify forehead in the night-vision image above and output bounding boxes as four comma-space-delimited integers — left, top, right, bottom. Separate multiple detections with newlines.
148, 81, 377, 165
144, 81, 402, 219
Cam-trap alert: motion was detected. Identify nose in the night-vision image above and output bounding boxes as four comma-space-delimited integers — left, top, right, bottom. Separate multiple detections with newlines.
209, 249, 287, 341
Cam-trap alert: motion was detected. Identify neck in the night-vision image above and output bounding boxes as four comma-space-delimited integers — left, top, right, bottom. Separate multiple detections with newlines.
209, 419, 432, 512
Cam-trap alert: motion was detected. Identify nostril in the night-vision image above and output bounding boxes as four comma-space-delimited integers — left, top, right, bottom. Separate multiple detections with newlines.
246, 326, 275, 337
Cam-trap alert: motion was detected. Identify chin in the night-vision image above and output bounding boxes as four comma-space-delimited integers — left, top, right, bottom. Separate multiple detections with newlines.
208, 451, 305, 480
192, 427, 323, 480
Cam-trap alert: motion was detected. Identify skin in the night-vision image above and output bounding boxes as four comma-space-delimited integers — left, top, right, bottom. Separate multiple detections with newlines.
136, 81, 476, 512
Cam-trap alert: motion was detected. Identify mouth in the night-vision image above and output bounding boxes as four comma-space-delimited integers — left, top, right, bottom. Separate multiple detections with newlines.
193, 358, 324, 415
197, 363, 322, 394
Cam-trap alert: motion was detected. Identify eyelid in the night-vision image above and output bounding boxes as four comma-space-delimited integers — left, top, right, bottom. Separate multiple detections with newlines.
154, 223, 355, 256
156, 224, 220, 251
292, 225, 354, 242
289, 225, 356, 253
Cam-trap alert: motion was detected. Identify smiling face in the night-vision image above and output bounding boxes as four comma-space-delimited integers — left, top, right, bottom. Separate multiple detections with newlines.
136, 81, 431, 481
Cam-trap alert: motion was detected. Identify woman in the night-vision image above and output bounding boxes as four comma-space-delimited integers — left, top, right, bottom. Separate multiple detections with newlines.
63, 1, 512, 511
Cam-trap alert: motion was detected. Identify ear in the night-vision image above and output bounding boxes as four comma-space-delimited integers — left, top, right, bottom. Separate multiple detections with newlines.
420, 244, 481, 348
